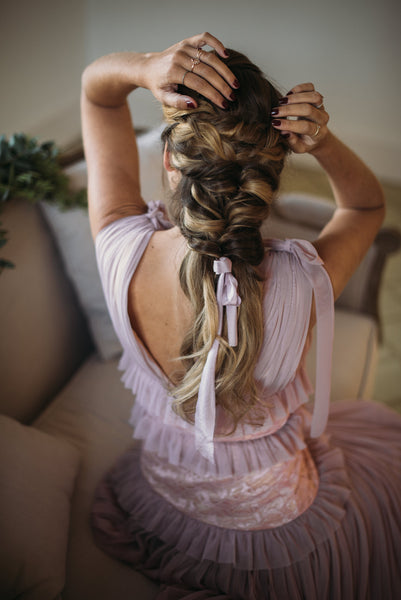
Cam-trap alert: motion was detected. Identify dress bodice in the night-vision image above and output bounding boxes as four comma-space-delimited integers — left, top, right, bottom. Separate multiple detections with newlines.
95, 202, 334, 454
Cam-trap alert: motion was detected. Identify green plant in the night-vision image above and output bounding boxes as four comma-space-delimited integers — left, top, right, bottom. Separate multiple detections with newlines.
0, 133, 87, 272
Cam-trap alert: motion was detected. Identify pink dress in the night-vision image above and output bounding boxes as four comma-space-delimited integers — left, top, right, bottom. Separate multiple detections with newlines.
91, 202, 401, 599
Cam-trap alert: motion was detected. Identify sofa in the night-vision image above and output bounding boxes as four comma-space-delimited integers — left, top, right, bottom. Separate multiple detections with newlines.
1, 126, 399, 600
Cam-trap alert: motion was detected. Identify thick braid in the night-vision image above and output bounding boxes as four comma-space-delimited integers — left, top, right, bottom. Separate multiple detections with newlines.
162, 50, 289, 426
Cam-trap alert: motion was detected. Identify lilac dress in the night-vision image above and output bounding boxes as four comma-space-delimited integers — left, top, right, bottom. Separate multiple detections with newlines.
91, 202, 401, 599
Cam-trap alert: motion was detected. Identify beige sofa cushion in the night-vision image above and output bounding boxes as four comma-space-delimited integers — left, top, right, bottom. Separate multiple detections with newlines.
34, 355, 159, 600
0, 416, 80, 600
0, 199, 92, 423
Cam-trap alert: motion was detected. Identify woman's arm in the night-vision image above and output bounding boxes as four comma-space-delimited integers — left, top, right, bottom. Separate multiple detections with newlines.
81, 33, 238, 239
271, 84, 385, 299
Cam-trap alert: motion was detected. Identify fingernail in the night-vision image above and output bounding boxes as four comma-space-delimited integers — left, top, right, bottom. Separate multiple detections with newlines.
286, 91, 293, 96
233, 79, 240, 89
271, 108, 279, 116
281, 133, 290, 138
222, 100, 229, 109
229, 92, 236, 101
279, 97, 288, 105
223, 50, 229, 58
186, 101, 196, 109
272, 119, 281, 126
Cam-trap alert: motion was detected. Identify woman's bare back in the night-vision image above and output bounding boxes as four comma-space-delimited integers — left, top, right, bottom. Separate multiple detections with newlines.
127, 226, 193, 380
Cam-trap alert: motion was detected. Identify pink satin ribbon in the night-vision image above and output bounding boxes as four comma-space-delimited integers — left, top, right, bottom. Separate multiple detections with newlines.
195, 257, 241, 461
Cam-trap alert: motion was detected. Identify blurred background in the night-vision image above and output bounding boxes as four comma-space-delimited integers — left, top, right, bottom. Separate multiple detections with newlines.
1, 0, 400, 180
1, 0, 400, 407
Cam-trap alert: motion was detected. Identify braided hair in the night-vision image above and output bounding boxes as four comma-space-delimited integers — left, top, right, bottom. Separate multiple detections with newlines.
162, 50, 289, 427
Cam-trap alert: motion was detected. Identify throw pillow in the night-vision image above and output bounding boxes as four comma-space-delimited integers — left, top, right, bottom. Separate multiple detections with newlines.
0, 416, 80, 600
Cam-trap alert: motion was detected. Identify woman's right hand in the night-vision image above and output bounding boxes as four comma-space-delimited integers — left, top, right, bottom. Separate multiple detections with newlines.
271, 83, 330, 155
141, 32, 239, 110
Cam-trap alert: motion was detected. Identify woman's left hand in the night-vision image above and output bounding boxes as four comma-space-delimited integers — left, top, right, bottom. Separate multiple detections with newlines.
271, 83, 329, 154
143, 32, 238, 110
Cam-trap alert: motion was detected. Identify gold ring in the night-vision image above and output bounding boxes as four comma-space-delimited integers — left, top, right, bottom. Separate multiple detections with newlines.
182, 71, 189, 86
191, 57, 201, 72
312, 123, 321, 137
196, 47, 203, 60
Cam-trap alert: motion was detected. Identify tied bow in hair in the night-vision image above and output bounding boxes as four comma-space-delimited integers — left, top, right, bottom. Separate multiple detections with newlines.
195, 257, 242, 461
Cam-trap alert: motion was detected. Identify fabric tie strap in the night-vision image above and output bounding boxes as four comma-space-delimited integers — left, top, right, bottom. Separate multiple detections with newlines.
195, 257, 241, 461
280, 239, 334, 438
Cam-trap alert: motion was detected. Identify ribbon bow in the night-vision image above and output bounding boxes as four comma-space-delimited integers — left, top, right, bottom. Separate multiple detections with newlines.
195, 257, 242, 461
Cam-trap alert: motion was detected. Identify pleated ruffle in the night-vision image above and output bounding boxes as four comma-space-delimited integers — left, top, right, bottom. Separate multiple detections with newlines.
105, 434, 350, 570
92, 401, 401, 598
129, 404, 310, 478
119, 353, 313, 475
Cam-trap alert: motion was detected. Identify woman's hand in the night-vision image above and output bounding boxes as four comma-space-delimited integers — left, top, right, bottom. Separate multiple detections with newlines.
142, 32, 239, 110
271, 83, 329, 154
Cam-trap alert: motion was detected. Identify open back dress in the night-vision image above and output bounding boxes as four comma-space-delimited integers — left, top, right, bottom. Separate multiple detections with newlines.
91, 202, 401, 599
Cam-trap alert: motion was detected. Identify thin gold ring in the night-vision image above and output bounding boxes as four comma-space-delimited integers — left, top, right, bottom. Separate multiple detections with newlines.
196, 47, 203, 60
312, 123, 321, 137
182, 71, 189, 86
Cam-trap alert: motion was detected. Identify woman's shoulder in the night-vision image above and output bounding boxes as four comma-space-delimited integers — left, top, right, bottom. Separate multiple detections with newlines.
95, 201, 173, 244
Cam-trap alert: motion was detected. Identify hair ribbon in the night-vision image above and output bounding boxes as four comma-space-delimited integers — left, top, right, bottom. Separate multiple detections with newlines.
195, 257, 242, 461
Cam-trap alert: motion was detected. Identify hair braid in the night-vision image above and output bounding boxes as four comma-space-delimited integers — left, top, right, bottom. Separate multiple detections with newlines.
162, 50, 290, 427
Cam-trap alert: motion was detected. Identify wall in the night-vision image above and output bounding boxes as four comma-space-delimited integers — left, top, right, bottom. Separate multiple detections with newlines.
0, 0, 85, 147
1, 0, 400, 182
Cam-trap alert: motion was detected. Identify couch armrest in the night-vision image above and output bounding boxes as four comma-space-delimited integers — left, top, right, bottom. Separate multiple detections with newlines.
266, 193, 401, 326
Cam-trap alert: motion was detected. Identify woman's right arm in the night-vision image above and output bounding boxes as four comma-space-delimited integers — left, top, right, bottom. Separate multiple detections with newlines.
271, 84, 385, 300
309, 132, 385, 299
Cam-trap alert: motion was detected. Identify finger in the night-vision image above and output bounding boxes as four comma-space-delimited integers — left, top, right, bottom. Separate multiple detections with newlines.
185, 45, 239, 89
183, 55, 236, 101
280, 90, 324, 108
286, 82, 316, 95
179, 69, 230, 109
161, 89, 199, 110
271, 117, 323, 138
271, 102, 329, 125
186, 31, 229, 59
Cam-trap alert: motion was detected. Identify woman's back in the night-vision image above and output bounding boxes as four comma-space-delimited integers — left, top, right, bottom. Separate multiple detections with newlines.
127, 226, 193, 380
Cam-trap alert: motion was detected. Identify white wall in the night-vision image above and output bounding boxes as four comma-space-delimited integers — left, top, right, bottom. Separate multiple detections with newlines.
0, 0, 85, 147
1, 0, 400, 182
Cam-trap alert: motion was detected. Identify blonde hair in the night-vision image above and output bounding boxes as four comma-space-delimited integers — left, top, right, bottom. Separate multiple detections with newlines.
162, 50, 289, 428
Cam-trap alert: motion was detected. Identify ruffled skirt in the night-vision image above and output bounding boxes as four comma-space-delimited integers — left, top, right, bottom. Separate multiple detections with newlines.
91, 401, 401, 599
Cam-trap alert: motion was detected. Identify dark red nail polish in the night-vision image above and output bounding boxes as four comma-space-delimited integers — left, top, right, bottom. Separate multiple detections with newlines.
282, 133, 290, 138
272, 119, 281, 126
186, 101, 196, 109
271, 108, 279, 116
286, 91, 294, 96
223, 50, 229, 58
279, 97, 289, 105
233, 79, 240, 89
222, 100, 229, 109
229, 92, 236, 101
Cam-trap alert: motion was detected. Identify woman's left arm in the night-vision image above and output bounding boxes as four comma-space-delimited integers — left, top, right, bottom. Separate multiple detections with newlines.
81, 33, 238, 238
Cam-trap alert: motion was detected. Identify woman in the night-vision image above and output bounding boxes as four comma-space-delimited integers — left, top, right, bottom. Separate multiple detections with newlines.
82, 33, 401, 599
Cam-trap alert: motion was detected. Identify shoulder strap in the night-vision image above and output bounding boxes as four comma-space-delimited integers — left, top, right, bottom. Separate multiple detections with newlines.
270, 239, 334, 438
